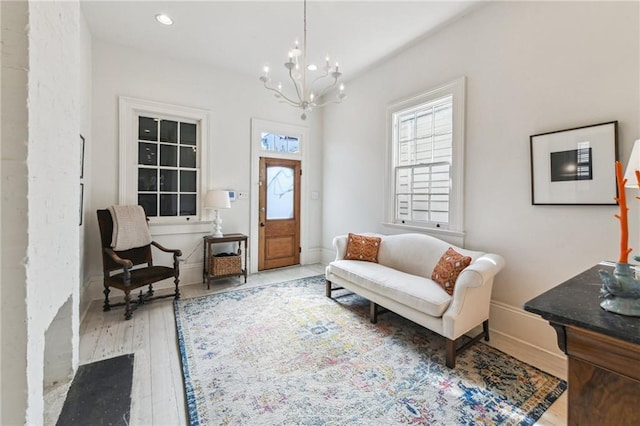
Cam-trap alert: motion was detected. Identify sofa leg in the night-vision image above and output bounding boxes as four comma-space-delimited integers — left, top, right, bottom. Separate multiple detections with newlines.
446, 339, 457, 368
325, 280, 332, 298
370, 302, 378, 324
445, 321, 490, 368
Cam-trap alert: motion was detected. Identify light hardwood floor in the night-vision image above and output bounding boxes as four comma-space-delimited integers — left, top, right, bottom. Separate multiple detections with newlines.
46, 264, 567, 425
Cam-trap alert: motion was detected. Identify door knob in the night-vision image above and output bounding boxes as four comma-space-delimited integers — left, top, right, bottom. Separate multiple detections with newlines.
260, 222, 265, 227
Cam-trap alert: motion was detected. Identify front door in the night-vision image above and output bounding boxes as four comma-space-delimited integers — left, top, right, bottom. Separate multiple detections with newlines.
258, 157, 301, 270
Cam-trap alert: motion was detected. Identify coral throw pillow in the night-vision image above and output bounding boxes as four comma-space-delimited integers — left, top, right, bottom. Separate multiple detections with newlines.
431, 247, 472, 295
344, 233, 382, 263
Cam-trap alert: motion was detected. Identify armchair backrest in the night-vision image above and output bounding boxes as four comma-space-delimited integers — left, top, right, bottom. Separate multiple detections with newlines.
97, 209, 153, 273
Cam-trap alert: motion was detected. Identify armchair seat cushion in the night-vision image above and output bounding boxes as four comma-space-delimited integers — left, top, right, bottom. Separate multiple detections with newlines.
106, 266, 176, 290
329, 260, 452, 317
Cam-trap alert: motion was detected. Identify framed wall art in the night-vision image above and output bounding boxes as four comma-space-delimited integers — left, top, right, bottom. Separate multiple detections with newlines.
80, 134, 85, 179
79, 183, 84, 226
530, 121, 618, 205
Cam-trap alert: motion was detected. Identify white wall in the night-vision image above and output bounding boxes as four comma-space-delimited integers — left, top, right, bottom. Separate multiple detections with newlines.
86, 39, 324, 297
322, 1, 639, 355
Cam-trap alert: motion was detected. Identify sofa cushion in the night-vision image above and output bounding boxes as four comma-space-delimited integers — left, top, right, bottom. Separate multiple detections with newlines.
328, 260, 452, 317
431, 247, 472, 295
344, 233, 382, 263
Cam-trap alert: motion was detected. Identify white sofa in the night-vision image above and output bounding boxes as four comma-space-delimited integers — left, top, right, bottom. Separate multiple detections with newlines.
325, 233, 505, 368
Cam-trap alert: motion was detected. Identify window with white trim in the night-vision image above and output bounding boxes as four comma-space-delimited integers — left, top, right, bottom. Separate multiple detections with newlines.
137, 116, 198, 217
119, 97, 209, 224
388, 77, 465, 234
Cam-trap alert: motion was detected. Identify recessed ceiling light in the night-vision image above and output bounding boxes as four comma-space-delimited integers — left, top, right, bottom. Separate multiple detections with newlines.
155, 14, 173, 26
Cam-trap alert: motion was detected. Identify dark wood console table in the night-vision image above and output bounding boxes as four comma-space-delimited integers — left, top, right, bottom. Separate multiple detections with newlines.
203, 233, 248, 289
524, 263, 640, 425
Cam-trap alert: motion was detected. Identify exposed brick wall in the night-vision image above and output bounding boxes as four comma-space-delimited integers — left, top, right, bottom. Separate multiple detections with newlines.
25, 0, 81, 422
1, 0, 81, 423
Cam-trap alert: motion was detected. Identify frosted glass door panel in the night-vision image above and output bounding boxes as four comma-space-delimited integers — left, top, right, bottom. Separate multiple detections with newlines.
266, 166, 294, 219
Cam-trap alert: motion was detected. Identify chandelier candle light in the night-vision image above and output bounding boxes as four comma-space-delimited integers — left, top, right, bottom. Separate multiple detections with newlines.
260, 0, 346, 120
598, 155, 640, 316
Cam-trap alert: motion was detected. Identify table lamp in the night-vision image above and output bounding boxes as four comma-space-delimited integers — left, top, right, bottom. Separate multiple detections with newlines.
204, 190, 231, 237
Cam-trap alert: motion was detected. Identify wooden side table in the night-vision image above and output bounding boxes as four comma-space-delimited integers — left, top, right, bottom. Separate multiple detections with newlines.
202, 233, 248, 289
524, 263, 640, 425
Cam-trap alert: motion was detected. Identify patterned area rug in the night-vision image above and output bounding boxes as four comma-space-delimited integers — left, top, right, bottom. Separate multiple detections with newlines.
174, 275, 566, 425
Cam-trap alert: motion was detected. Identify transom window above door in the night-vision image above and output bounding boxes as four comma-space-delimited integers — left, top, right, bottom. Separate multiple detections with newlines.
261, 133, 300, 154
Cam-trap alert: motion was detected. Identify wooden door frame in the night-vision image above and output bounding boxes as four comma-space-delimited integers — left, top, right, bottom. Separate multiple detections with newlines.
250, 119, 309, 274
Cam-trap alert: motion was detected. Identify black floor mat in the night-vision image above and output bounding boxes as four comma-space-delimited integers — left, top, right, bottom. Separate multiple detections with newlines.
56, 354, 134, 426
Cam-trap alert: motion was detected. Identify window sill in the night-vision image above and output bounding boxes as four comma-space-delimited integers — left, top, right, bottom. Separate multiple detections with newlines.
150, 221, 213, 236
381, 222, 465, 239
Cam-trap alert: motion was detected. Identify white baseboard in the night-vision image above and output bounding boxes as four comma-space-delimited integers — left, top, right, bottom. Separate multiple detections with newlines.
320, 247, 335, 265
301, 247, 323, 265
79, 281, 95, 326
488, 300, 567, 378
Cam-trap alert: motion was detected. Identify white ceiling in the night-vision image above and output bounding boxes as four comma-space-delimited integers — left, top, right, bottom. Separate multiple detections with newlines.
81, 1, 480, 84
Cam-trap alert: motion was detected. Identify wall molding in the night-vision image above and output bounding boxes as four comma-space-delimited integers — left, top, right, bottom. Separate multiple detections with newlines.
488, 299, 567, 377
301, 247, 323, 265
320, 247, 335, 265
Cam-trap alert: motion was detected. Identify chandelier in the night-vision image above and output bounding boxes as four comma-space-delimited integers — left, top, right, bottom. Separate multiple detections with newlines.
260, 0, 346, 120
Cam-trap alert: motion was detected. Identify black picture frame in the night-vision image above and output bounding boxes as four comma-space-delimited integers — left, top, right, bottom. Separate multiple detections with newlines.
79, 183, 84, 226
530, 121, 618, 205
80, 134, 85, 179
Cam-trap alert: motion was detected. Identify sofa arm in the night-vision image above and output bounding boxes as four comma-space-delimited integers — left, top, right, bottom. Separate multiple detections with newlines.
332, 235, 348, 261
441, 253, 505, 339
455, 254, 505, 292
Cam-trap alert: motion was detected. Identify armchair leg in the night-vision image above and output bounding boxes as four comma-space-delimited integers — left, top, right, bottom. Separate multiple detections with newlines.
483, 320, 490, 341
103, 286, 111, 312
174, 277, 181, 300
325, 280, 332, 298
124, 290, 132, 320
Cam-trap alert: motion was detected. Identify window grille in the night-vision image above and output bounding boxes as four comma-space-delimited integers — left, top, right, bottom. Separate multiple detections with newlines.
137, 116, 199, 218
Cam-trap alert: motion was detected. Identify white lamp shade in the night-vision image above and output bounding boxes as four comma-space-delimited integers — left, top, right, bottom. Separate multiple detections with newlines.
624, 139, 640, 188
204, 190, 231, 209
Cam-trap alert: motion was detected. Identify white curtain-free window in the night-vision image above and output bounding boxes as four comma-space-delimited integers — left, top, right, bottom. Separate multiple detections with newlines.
388, 77, 465, 235
119, 97, 210, 226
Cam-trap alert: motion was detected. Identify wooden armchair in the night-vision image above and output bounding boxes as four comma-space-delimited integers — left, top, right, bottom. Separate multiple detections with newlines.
97, 209, 182, 320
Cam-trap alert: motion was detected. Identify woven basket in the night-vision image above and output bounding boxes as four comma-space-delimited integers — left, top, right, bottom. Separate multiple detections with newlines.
211, 255, 242, 276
